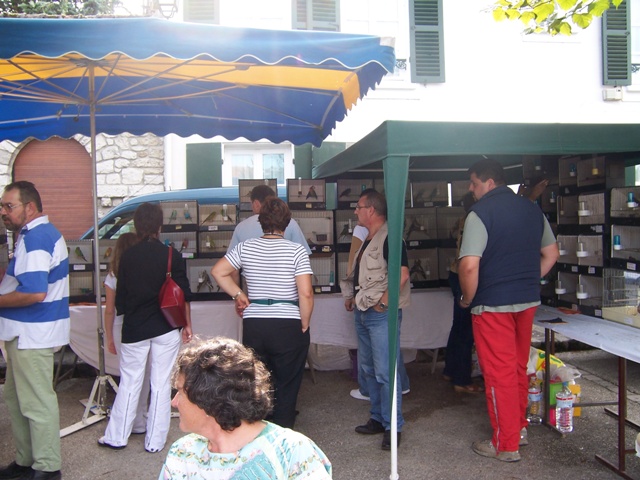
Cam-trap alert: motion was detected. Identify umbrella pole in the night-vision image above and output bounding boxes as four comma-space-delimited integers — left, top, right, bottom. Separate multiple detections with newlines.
61, 65, 117, 437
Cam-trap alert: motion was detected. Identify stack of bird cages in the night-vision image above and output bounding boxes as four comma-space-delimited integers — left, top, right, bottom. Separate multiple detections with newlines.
198, 203, 238, 228
404, 207, 438, 247
309, 254, 336, 293
558, 156, 579, 189
159, 230, 198, 259
287, 178, 326, 210
602, 269, 640, 328
186, 258, 226, 299
610, 187, 640, 219
336, 178, 374, 209
557, 195, 579, 225
576, 156, 606, 188
450, 181, 469, 207
577, 192, 605, 225
67, 239, 94, 301
409, 181, 448, 208
407, 248, 440, 288
160, 201, 198, 226
556, 235, 579, 265
577, 235, 603, 268
292, 210, 334, 254
197, 230, 234, 257
335, 209, 358, 246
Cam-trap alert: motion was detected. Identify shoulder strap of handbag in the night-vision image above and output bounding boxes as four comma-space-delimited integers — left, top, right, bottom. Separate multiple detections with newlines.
166, 246, 173, 278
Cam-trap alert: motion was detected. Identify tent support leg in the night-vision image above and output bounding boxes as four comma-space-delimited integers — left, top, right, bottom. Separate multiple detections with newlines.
60, 373, 118, 438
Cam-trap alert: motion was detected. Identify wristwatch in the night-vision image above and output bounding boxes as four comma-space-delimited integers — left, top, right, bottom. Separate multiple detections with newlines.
378, 301, 388, 310
232, 290, 244, 301
459, 295, 471, 308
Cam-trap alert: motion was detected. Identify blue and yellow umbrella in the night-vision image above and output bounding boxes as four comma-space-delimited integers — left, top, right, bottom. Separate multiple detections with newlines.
0, 17, 394, 146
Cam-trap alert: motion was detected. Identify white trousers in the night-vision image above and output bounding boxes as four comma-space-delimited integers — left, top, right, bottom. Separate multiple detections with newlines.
103, 329, 181, 451
112, 316, 150, 434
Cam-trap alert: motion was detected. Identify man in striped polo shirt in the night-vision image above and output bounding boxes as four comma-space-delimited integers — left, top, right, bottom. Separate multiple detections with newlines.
0, 181, 69, 480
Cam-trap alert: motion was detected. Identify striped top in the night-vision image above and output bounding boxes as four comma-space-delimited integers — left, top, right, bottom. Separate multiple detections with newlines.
0, 215, 70, 348
225, 237, 312, 319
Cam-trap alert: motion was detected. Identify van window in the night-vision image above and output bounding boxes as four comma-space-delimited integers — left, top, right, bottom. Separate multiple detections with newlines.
98, 214, 136, 240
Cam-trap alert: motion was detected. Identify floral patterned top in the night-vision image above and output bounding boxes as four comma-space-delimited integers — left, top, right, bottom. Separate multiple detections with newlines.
159, 422, 332, 479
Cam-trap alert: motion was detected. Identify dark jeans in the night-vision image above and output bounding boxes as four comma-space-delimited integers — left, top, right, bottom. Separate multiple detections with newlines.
443, 271, 474, 387
243, 317, 310, 429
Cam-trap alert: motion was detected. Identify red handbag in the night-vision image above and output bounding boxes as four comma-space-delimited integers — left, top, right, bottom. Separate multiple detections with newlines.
159, 246, 187, 329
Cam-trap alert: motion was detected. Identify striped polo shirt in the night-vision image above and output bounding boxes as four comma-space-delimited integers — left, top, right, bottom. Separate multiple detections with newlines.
0, 215, 70, 349
225, 237, 312, 319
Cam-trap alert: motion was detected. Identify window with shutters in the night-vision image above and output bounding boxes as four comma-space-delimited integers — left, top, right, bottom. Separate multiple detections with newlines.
409, 0, 445, 84
602, 0, 631, 86
631, 0, 640, 84
293, 0, 340, 31
183, 0, 219, 24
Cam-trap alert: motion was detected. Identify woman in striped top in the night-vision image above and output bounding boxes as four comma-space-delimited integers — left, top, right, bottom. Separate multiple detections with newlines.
212, 196, 313, 429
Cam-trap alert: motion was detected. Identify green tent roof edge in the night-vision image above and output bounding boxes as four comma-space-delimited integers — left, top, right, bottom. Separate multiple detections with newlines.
312, 121, 640, 180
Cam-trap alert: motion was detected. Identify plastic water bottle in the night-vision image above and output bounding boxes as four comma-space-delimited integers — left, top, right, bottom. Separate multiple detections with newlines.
527, 383, 542, 425
555, 382, 574, 433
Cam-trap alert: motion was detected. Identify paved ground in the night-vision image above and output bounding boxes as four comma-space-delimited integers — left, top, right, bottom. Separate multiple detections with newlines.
2, 337, 640, 479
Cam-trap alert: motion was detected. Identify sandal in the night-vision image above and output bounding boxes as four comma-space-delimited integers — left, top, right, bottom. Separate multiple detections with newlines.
453, 384, 485, 394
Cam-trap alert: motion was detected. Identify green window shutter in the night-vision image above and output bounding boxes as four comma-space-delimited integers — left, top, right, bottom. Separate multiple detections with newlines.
410, 0, 445, 83
602, 1, 631, 86
293, 0, 340, 31
186, 143, 222, 189
184, 0, 219, 24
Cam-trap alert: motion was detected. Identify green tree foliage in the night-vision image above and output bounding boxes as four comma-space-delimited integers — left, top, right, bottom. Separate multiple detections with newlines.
491, 0, 625, 35
0, 0, 118, 16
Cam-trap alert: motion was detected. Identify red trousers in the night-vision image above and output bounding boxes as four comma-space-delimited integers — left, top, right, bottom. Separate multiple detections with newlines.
472, 307, 536, 452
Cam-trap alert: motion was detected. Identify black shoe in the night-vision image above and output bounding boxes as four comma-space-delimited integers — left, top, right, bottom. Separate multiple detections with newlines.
381, 431, 402, 450
355, 418, 385, 435
28, 470, 61, 480
0, 462, 31, 480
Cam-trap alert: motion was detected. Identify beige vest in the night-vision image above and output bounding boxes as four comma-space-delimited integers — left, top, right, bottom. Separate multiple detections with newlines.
341, 223, 411, 310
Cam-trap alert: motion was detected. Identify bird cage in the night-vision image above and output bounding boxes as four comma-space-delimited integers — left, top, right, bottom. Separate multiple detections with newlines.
602, 269, 640, 329
292, 210, 334, 253
577, 192, 605, 225
610, 187, 640, 219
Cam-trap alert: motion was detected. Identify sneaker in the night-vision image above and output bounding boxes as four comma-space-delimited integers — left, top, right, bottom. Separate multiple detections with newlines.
97, 437, 126, 450
519, 427, 529, 446
472, 440, 521, 462
355, 418, 386, 435
350, 389, 370, 401
402, 388, 410, 395
381, 430, 401, 450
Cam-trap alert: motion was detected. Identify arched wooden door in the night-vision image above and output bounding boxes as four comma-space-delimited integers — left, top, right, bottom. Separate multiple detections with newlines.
13, 138, 94, 240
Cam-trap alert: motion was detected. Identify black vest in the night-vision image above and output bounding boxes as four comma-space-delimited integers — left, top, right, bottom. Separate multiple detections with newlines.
470, 185, 544, 307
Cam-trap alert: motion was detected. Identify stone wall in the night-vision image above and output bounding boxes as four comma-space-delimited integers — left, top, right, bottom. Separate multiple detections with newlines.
0, 133, 166, 219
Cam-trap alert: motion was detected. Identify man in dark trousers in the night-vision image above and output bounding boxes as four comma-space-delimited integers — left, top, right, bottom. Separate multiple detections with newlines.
458, 160, 558, 462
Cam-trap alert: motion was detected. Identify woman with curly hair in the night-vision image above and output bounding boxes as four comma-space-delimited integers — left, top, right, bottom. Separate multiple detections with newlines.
159, 337, 331, 479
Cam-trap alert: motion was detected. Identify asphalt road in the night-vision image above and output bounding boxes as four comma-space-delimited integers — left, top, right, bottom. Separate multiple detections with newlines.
2, 346, 640, 479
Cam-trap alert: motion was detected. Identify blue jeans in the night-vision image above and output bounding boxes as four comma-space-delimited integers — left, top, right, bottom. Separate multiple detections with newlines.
358, 350, 410, 396
355, 307, 404, 431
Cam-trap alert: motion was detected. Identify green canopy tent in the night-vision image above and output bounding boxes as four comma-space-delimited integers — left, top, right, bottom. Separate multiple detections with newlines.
313, 120, 640, 442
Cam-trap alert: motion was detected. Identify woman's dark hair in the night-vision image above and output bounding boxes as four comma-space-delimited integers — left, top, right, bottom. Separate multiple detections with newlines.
133, 202, 163, 239
258, 196, 291, 234
173, 337, 273, 431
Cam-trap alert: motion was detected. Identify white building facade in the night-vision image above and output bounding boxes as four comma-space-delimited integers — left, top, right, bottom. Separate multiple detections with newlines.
165, 0, 640, 190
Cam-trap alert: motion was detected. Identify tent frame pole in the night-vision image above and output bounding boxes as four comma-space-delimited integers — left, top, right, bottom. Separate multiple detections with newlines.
61, 64, 117, 437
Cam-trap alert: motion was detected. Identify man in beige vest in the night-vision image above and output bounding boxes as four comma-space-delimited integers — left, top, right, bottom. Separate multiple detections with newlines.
342, 189, 410, 451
